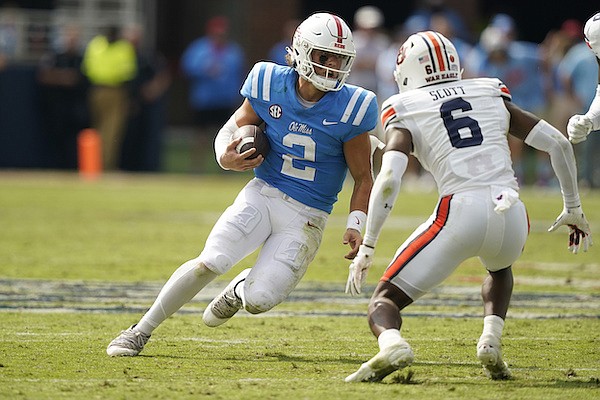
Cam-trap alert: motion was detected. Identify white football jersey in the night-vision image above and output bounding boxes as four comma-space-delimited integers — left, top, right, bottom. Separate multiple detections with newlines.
381, 78, 519, 196
585, 12, 600, 58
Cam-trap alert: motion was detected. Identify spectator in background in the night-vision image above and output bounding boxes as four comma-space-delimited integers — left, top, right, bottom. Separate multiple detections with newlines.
0, 2, 20, 71
375, 17, 436, 192
543, 20, 589, 129
558, 18, 600, 188
181, 15, 245, 172
347, 5, 389, 95
430, 11, 472, 65
409, 0, 471, 43
82, 25, 137, 171
465, 21, 551, 186
37, 23, 89, 169
267, 18, 299, 66
120, 23, 172, 172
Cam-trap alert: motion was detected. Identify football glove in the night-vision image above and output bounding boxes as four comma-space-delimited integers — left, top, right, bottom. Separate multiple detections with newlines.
345, 244, 374, 296
548, 206, 593, 253
567, 115, 593, 144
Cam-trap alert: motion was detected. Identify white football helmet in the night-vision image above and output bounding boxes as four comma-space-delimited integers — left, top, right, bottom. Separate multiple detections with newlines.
393, 31, 462, 93
287, 12, 355, 92
584, 12, 600, 58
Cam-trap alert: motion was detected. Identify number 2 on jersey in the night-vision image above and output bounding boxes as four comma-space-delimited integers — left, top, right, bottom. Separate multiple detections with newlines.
281, 133, 316, 181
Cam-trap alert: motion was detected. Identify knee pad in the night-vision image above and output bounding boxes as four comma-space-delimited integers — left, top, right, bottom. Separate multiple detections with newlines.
243, 288, 280, 314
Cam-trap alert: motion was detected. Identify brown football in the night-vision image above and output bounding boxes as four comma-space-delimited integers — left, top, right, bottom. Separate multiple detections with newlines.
232, 125, 270, 159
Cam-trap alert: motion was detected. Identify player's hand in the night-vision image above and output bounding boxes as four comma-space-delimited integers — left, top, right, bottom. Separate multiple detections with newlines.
219, 138, 263, 171
342, 228, 362, 259
548, 206, 593, 253
345, 244, 374, 296
567, 115, 593, 144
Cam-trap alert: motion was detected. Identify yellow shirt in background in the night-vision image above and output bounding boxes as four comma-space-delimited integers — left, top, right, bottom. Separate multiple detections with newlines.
82, 35, 137, 86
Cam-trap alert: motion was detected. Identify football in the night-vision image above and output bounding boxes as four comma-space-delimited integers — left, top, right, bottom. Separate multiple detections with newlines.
232, 125, 270, 160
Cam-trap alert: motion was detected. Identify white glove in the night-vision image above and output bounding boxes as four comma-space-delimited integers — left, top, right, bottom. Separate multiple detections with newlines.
548, 206, 593, 253
345, 244, 374, 296
567, 115, 593, 144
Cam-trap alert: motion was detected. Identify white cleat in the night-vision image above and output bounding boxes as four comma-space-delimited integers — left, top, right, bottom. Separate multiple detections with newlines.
203, 268, 250, 327
477, 334, 512, 380
345, 341, 414, 383
106, 325, 150, 357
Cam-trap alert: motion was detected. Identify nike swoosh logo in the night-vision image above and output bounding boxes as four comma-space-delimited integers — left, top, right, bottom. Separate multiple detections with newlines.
322, 119, 338, 126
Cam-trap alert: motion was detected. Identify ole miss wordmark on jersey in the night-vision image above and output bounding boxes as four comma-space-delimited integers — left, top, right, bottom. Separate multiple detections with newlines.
241, 62, 378, 213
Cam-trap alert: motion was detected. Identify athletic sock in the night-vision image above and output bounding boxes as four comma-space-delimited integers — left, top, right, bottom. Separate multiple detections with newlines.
481, 315, 504, 341
378, 328, 403, 350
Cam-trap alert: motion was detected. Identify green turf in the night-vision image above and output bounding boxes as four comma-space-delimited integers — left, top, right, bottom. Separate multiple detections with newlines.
0, 172, 598, 399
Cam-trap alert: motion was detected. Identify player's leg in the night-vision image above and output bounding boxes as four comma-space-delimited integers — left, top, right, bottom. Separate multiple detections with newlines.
345, 281, 415, 383
476, 266, 514, 379
477, 200, 528, 379
107, 179, 271, 355
347, 194, 481, 382
242, 198, 327, 314
203, 187, 327, 325
106, 260, 219, 356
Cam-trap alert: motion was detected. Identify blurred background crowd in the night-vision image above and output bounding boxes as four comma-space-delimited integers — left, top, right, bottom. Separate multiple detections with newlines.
0, 0, 598, 189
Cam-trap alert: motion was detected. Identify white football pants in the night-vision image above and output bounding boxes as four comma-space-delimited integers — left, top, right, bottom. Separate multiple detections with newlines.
198, 178, 328, 313
384, 187, 529, 300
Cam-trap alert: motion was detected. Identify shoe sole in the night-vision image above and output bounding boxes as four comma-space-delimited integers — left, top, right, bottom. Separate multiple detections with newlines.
477, 346, 512, 380
106, 346, 140, 357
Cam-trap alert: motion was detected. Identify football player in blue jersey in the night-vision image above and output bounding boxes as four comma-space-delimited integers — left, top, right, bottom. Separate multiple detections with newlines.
107, 12, 379, 357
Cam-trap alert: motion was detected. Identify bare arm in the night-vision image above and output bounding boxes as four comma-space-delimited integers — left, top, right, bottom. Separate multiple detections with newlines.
342, 132, 373, 259
344, 127, 412, 295
503, 99, 541, 141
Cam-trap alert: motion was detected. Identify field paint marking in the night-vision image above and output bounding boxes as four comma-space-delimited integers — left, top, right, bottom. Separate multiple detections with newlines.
0, 278, 598, 319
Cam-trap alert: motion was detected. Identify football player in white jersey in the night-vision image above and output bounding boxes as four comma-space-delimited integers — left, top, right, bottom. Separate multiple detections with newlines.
567, 11, 600, 143
344, 31, 592, 383
107, 13, 379, 356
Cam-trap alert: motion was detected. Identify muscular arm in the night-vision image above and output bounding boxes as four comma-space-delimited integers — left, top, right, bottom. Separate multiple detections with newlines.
342, 132, 373, 259
504, 99, 540, 140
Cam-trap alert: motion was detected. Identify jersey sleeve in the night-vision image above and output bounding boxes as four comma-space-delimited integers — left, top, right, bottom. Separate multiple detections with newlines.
481, 77, 512, 101
340, 87, 379, 141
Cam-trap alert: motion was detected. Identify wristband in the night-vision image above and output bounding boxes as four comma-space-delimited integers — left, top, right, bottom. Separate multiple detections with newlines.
346, 210, 367, 233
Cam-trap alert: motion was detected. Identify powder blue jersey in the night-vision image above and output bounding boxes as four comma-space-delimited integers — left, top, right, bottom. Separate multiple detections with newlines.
241, 62, 378, 213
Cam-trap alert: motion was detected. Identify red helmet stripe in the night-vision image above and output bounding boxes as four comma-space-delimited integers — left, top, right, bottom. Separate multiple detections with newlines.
424, 31, 446, 72
331, 14, 344, 44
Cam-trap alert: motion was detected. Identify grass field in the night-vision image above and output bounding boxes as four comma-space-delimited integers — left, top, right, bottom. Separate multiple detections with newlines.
0, 171, 598, 399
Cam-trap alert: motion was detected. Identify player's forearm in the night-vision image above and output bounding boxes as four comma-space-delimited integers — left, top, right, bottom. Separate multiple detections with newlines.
214, 115, 238, 170
525, 120, 580, 208
363, 151, 408, 248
